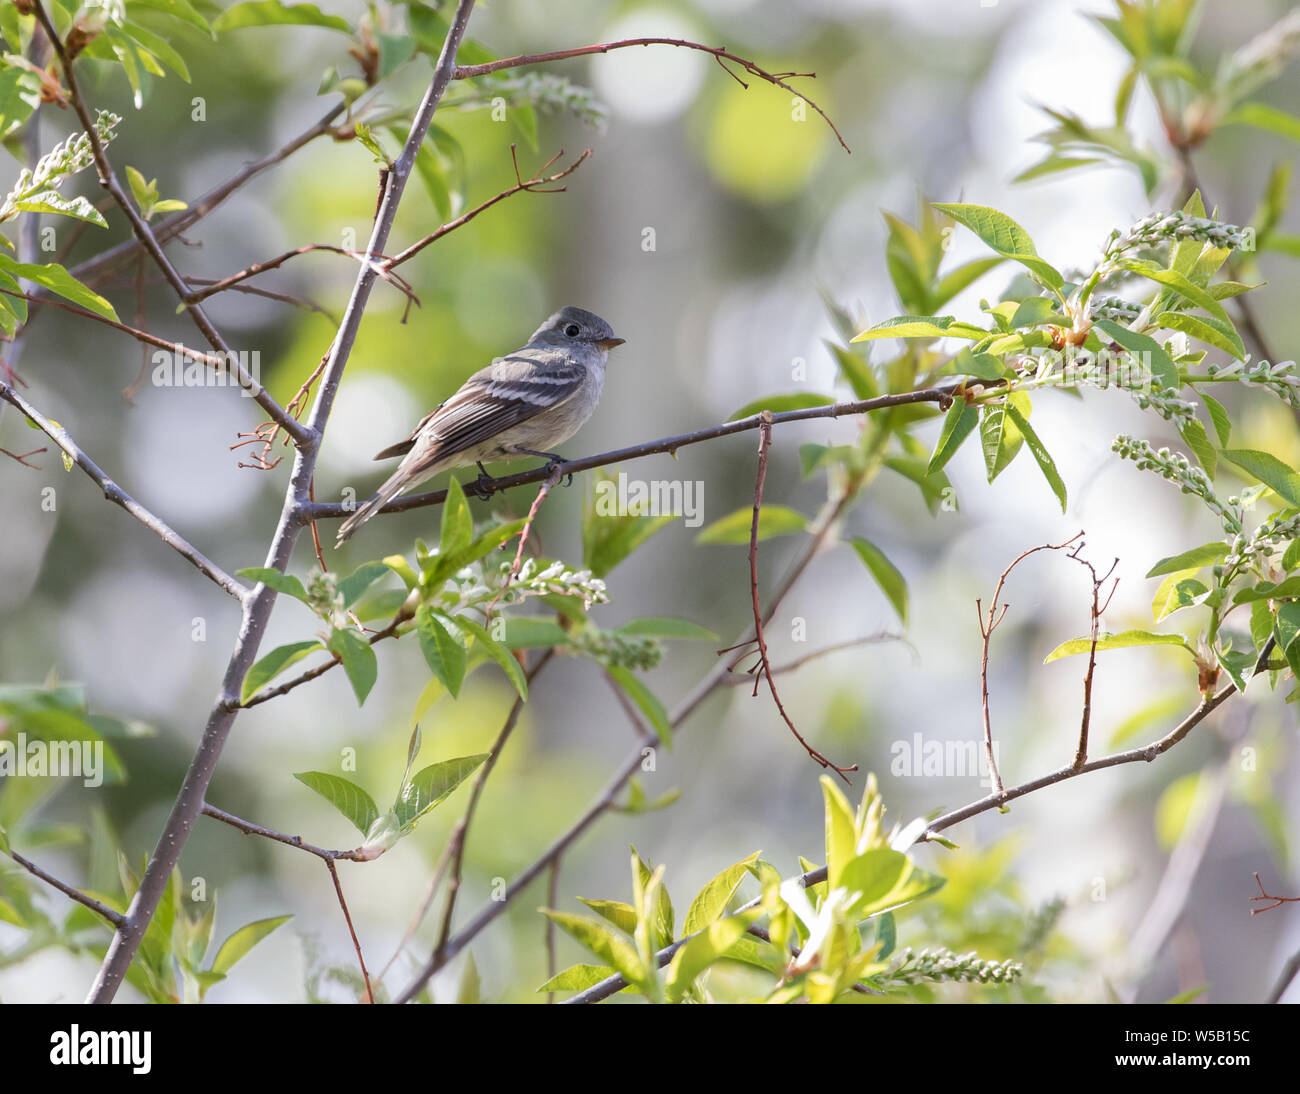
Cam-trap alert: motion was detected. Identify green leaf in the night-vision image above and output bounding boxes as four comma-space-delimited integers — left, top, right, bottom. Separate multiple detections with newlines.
537, 964, 624, 993
1009, 296, 1063, 327
665, 909, 759, 1002
542, 911, 645, 988
1276, 603, 1300, 678
293, 772, 379, 836
1146, 541, 1228, 578
840, 847, 946, 919
1092, 319, 1179, 389
1233, 576, 1300, 603
947, 346, 1006, 380
6, 190, 108, 228
0, 65, 42, 141
979, 392, 1028, 482
326, 628, 378, 705
695, 505, 807, 545
931, 256, 1006, 310
1116, 258, 1233, 326
682, 852, 761, 936
849, 537, 908, 623
1223, 101, 1300, 144
0, 256, 118, 321
1044, 629, 1191, 663
234, 566, 309, 601
239, 640, 323, 702
213, 1, 351, 33
122, 20, 192, 82
822, 777, 857, 891
615, 617, 717, 641
1201, 393, 1231, 446
130, 0, 213, 36
439, 478, 473, 558
416, 607, 467, 697
1178, 415, 1216, 478
1157, 311, 1246, 361
338, 560, 389, 607
583, 475, 678, 578
608, 666, 672, 748
727, 392, 835, 421
209, 915, 292, 976
1004, 402, 1067, 512
394, 754, 488, 829
503, 617, 571, 649
1221, 449, 1300, 507
852, 315, 986, 342
455, 615, 528, 700
1152, 570, 1210, 621
927, 400, 979, 474
932, 203, 1065, 290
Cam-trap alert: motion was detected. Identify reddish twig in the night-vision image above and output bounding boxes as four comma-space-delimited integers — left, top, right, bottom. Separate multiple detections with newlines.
484, 463, 563, 621
0, 446, 46, 468
733, 412, 857, 781
184, 244, 417, 308
232, 345, 334, 472
385, 146, 592, 268
1251, 872, 1300, 915
452, 38, 850, 153
325, 858, 374, 1003
6, 848, 125, 927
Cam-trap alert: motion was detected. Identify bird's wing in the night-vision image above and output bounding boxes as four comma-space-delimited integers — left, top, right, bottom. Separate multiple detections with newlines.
374, 352, 587, 470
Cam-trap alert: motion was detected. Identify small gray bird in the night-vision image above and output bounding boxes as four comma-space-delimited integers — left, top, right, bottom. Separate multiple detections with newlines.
335, 306, 624, 545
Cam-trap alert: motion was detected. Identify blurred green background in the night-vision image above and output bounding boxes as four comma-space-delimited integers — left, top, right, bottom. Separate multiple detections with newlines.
1, 0, 1298, 1002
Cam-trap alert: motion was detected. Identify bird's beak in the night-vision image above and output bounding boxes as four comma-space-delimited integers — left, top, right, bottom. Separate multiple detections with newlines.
597, 337, 626, 350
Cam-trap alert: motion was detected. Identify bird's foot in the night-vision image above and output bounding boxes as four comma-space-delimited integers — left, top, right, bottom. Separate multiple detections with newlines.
516, 448, 573, 487
471, 463, 500, 498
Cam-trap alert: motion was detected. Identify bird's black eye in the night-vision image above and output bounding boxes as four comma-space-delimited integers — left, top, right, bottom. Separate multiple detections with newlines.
564, 323, 581, 338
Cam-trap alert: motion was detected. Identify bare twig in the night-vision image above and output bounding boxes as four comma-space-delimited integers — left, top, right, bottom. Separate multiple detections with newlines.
85, 0, 480, 1004
303, 385, 964, 523
725, 633, 909, 684
484, 463, 562, 620
730, 413, 856, 780
325, 858, 373, 1003
200, 803, 366, 862
385, 146, 592, 268
184, 244, 416, 307
31, 0, 310, 447
452, 38, 850, 152
429, 651, 554, 977
1250, 872, 1300, 915
0, 382, 248, 602
0, 446, 45, 469
6, 849, 125, 927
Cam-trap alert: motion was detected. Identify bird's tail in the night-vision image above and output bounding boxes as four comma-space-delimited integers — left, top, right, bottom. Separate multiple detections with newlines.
335, 468, 411, 546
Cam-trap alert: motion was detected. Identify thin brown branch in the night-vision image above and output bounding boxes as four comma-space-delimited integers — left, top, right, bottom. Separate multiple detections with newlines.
184, 244, 416, 308
452, 38, 850, 152
0, 445, 46, 468
30, 0, 310, 447
304, 384, 962, 523
976, 533, 1086, 795
744, 413, 856, 780
325, 858, 373, 1003
6, 849, 125, 927
484, 463, 562, 620
429, 651, 555, 975
200, 803, 366, 862
722, 633, 910, 684
385, 146, 592, 268
1251, 872, 1300, 915
395, 483, 859, 1003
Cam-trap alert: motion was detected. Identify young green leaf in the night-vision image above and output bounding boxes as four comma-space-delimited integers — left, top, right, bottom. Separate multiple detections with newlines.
338, 560, 390, 607
293, 772, 380, 836
852, 315, 986, 342
209, 915, 292, 977
1004, 402, 1067, 511
1092, 320, 1179, 389
213, 1, 351, 33
696, 505, 806, 545
235, 567, 309, 602
326, 627, 378, 705
1221, 449, 1300, 507
682, 852, 761, 936
927, 400, 979, 475
1146, 541, 1228, 578
394, 753, 488, 829
1044, 629, 1192, 663
608, 666, 672, 748
455, 615, 528, 700
416, 607, 468, 697
849, 537, 908, 623
615, 617, 717, 641
932, 203, 1065, 291
239, 640, 324, 702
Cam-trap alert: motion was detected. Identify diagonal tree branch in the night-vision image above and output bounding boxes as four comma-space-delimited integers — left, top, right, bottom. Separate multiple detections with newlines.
6, 848, 125, 927
0, 381, 248, 602
451, 38, 850, 152
83, 0, 481, 1004
30, 0, 310, 447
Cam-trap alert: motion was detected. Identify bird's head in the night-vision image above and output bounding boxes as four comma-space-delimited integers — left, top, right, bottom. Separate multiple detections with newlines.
531, 306, 625, 351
